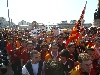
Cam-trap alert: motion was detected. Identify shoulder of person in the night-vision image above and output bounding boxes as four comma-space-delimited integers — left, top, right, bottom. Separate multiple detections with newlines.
22, 50, 27, 53
68, 58, 74, 62
69, 68, 80, 75
45, 53, 50, 57
40, 50, 43, 53
22, 65, 28, 74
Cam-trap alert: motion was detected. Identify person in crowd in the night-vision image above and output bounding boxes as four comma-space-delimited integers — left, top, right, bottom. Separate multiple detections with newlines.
67, 42, 78, 62
34, 40, 43, 52
67, 42, 76, 55
77, 40, 86, 53
13, 35, 21, 49
93, 35, 100, 74
9, 42, 22, 75
59, 49, 74, 75
22, 50, 45, 75
85, 48, 95, 61
45, 59, 64, 75
20, 41, 34, 67
27, 35, 32, 41
32, 37, 38, 49
6, 38, 14, 55
94, 35, 100, 59
70, 53, 93, 75
45, 42, 60, 62
57, 35, 66, 52
85, 48, 100, 75
40, 42, 49, 61
0, 36, 7, 51
20, 39, 27, 52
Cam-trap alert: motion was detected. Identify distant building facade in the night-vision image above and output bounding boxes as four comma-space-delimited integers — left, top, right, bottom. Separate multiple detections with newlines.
18, 20, 27, 25
57, 23, 92, 29
57, 20, 92, 28
0, 17, 15, 28
0, 18, 92, 30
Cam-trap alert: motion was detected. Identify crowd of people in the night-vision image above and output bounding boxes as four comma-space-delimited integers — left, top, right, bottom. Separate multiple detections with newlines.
0, 26, 100, 75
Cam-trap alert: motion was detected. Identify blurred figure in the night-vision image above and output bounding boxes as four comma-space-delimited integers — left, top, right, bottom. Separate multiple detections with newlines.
70, 53, 93, 75
45, 42, 60, 62
40, 42, 49, 61
60, 49, 74, 75
9, 42, 21, 75
85, 48, 100, 75
22, 50, 45, 75
20, 41, 34, 67
45, 59, 64, 75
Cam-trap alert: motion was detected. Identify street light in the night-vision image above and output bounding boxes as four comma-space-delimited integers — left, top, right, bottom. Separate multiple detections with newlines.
7, 0, 11, 29
7, 0, 8, 7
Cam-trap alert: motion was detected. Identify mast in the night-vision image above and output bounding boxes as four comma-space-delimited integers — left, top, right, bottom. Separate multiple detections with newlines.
98, 0, 100, 8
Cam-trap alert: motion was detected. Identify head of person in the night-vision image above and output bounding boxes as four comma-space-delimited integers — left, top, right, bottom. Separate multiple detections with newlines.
94, 35, 100, 46
41, 42, 49, 51
45, 59, 64, 75
85, 48, 95, 61
28, 35, 32, 41
57, 35, 64, 43
78, 53, 92, 73
32, 37, 37, 43
80, 40, 85, 47
18, 37, 22, 42
67, 42, 76, 53
8, 38, 13, 44
59, 49, 70, 63
12, 42, 17, 50
51, 42, 59, 53
30, 50, 40, 64
38, 40, 43, 45
26, 41, 34, 52
21, 39, 27, 48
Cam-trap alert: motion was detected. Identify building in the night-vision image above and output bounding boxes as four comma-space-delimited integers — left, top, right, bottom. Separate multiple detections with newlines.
57, 23, 92, 29
18, 20, 27, 25
34, 20, 92, 30
0, 17, 15, 28
57, 20, 92, 28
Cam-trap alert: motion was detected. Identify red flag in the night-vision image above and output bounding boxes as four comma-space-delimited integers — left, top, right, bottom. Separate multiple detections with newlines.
66, 1, 87, 46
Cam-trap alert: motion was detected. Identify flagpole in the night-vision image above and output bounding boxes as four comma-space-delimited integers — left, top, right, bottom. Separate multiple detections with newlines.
7, 0, 11, 29
86, 1, 87, 4
7, 0, 8, 7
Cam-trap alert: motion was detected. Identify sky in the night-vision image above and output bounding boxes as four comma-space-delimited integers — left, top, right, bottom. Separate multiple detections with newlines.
0, 0, 98, 25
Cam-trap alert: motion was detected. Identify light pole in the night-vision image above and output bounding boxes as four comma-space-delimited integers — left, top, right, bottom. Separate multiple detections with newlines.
7, 0, 11, 29
7, 0, 8, 7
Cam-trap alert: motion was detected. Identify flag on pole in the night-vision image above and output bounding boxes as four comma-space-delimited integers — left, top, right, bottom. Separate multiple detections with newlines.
66, 1, 87, 46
